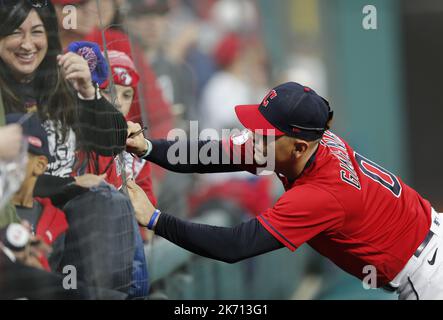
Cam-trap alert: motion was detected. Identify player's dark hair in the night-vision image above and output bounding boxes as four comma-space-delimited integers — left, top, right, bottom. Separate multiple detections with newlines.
325, 118, 333, 131
0, 0, 76, 139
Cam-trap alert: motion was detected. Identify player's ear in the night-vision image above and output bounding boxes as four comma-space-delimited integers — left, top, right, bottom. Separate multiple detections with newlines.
33, 155, 49, 176
293, 139, 309, 158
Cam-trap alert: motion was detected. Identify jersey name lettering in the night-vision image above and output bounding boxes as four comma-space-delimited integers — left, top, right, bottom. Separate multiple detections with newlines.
321, 131, 361, 190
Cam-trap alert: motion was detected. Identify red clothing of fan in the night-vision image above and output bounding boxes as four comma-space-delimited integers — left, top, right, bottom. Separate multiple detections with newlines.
84, 28, 174, 181
34, 198, 69, 272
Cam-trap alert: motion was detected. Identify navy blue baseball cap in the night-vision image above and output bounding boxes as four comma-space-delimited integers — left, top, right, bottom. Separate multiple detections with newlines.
6, 113, 54, 161
235, 82, 334, 141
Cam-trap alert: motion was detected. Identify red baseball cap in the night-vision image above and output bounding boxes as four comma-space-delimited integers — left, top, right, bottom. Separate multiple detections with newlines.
100, 50, 140, 89
235, 82, 333, 140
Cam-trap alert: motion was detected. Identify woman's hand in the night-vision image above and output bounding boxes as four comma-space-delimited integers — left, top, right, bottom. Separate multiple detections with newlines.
58, 52, 96, 99
74, 173, 107, 189
0, 124, 23, 161
127, 179, 157, 227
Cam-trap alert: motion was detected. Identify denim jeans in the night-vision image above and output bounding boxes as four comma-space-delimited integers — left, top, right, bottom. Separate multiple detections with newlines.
127, 217, 150, 299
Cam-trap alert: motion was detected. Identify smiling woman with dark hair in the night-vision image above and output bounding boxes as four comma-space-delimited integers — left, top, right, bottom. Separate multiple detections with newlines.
0, 0, 76, 136
0, 1, 136, 298
0, 0, 128, 181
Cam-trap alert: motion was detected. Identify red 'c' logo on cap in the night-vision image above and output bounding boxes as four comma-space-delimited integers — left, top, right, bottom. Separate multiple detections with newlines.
261, 90, 277, 108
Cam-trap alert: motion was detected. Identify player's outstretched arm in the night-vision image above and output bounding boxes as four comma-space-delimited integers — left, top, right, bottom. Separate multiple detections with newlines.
126, 121, 246, 174
127, 180, 284, 263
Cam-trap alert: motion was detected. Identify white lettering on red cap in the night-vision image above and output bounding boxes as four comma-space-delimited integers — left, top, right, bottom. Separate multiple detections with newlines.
45, 230, 53, 243
114, 67, 133, 86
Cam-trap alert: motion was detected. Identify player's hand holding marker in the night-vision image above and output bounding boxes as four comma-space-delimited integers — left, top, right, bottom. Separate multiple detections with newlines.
126, 121, 149, 157
126, 121, 160, 229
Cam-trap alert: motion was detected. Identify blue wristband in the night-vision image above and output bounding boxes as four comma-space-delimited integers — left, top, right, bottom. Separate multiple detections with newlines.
147, 209, 161, 230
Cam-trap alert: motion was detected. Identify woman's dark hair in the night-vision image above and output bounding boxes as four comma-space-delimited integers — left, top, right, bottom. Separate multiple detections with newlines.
0, 0, 76, 139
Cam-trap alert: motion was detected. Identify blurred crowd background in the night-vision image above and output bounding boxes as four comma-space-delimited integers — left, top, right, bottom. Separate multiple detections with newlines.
1, 0, 442, 300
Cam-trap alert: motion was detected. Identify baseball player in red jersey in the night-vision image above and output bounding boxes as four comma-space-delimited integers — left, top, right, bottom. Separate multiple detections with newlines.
126, 82, 442, 300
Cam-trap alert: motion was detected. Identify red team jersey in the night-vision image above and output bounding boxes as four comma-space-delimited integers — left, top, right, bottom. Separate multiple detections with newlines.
229, 130, 432, 287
